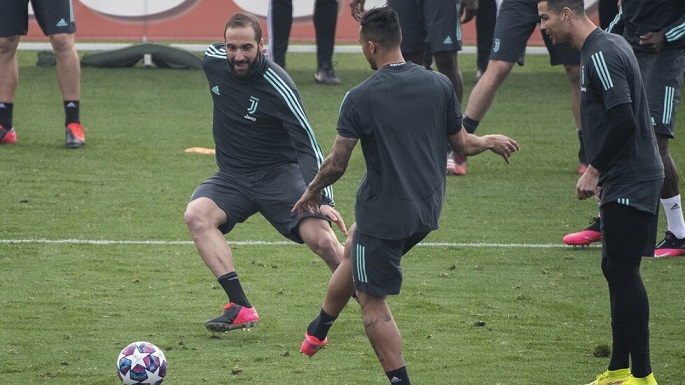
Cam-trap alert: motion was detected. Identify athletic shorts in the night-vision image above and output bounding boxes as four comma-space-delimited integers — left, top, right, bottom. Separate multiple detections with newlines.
0, 0, 76, 37
635, 48, 685, 138
490, 0, 579, 66
599, 179, 663, 257
350, 229, 430, 296
189, 164, 330, 243
387, 0, 462, 54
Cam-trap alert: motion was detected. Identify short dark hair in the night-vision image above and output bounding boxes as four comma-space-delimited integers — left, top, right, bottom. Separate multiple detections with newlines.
224, 12, 262, 42
541, 0, 585, 15
360, 6, 402, 49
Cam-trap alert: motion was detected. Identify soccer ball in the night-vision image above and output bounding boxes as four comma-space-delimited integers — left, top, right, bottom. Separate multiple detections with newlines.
117, 341, 167, 385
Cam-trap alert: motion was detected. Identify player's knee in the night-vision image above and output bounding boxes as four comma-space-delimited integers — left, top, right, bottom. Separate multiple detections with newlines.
0, 36, 20, 55
184, 202, 214, 233
309, 233, 342, 261
49, 34, 75, 54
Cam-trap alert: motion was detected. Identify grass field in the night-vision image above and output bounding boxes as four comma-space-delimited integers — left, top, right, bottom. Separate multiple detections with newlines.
1, 48, 684, 385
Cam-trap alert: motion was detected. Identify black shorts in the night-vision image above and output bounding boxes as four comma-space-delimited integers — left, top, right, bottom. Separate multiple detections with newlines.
489, 0, 579, 66
635, 48, 685, 138
189, 164, 329, 243
0, 0, 76, 37
387, 0, 462, 54
350, 229, 430, 296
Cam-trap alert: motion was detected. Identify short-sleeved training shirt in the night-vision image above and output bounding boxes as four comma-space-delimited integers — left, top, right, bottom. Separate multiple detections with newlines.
337, 62, 462, 239
580, 29, 664, 208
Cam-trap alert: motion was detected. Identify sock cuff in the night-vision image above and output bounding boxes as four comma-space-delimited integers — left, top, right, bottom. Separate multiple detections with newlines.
661, 194, 681, 206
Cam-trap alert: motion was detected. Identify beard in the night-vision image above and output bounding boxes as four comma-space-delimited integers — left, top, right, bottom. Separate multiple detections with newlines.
228, 54, 260, 77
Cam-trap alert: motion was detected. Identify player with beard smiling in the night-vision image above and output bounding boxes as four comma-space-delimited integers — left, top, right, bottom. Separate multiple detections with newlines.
184, 12, 346, 334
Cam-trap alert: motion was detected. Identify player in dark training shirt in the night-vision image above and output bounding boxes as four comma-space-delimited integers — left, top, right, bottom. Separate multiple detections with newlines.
184, 13, 346, 333
293, 7, 519, 384
539, 1, 663, 384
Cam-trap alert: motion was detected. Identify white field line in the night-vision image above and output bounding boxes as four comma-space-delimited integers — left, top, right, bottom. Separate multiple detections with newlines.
0, 238, 591, 249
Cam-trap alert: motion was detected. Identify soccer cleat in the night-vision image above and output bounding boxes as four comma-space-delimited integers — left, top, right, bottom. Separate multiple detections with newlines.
300, 332, 328, 357
563, 216, 602, 246
653, 231, 685, 258
446, 151, 467, 176
0, 125, 16, 144
65, 122, 85, 148
585, 368, 631, 385
205, 303, 259, 332
314, 65, 341, 85
622, 373, 657, 385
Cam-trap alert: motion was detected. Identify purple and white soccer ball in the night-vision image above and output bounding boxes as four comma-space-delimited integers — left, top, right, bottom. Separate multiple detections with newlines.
117, 341, 167, 385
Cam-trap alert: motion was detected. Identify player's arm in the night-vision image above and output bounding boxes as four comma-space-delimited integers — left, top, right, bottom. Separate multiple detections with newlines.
641, 14, 685, 52
293, 135, 358, 214
605, 5, 623, 33
448, 127, 519, 164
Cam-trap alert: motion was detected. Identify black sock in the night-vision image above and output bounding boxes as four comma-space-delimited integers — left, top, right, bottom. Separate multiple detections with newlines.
386, 366, 410, 385
0, 102, 13, 128
462, 116, 479, 134
306, 308, 337, 340
218, 272, 252, 308
64, 100, 80, 126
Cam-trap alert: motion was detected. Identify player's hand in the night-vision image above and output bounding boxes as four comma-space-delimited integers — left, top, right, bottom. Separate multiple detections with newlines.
576, 165, 601, 200
350, 0, 366, 22
460, 0, 478, 24
639, 31, 665, 53
319, 205, 348, 236
486, 134, 520, 164
292, 188, 322, 216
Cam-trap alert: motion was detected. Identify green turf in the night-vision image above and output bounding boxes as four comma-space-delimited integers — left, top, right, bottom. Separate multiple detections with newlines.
1, 49, 684, 384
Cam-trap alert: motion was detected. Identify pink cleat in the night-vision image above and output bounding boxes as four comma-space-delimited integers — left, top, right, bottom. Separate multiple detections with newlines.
300, 332, 328, 357
563, 217, 601, 246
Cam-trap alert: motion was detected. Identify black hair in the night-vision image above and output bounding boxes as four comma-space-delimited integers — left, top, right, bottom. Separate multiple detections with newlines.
542, 0, 585, 15
359, 6, 402, 48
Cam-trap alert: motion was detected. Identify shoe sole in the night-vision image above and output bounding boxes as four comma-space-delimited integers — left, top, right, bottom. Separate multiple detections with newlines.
205, 320, 259, 332
65, 142, 85, 149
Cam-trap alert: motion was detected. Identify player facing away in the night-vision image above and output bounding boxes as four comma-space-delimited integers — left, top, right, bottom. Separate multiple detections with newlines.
184, 12, 346, 333
292, 7, 519, 384
539, 0, 663, 384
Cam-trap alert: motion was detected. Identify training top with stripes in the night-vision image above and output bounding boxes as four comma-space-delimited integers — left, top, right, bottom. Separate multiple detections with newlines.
614, 0, 685, 50
580, 29, 663, 188
202, 43, 332, 203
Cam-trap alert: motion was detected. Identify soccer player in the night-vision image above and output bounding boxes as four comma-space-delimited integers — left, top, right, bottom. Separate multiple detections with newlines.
539, 1, 663, 384
292, 7, 518, 384
563, 0, 685, 257
0, 0, 86, 148
350, 0, 476, 176
458, 0, 583, 175
184, 12, 346, 333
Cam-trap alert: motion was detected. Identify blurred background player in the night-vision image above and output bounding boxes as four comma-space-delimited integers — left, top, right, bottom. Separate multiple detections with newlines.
563, 0, 685, 258
423, 0, 499, 83
456, 0, 582, 175
267, 0, 342, 85
0, 0, 85, 148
